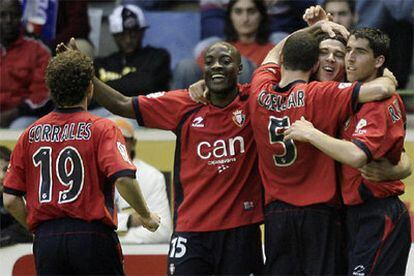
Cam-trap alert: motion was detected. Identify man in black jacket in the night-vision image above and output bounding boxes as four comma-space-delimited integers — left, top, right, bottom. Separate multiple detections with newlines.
94, 4, 171, 99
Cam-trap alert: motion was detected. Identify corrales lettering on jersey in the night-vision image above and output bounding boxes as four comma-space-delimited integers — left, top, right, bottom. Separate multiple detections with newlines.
28, 123, 92, 143
258, 89, 305, 112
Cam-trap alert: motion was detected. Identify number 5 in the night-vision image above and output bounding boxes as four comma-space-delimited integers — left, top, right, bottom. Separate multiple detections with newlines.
268, 116, 297, 167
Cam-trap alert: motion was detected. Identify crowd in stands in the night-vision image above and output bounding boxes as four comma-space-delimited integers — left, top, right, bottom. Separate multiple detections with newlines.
1, 0, 413, 131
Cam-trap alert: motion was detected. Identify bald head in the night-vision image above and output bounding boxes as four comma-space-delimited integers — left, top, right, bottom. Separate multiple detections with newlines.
205, 42, 241, 66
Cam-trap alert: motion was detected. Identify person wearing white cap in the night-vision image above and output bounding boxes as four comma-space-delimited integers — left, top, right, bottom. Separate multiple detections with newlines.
93, 4, 171, 100
111, 117, 173, 244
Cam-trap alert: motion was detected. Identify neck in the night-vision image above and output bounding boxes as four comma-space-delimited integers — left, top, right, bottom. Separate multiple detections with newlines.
59, 98, 88, 110
279, 67, 311, 87
238, 33, 256, 44
209, 88, 239, 108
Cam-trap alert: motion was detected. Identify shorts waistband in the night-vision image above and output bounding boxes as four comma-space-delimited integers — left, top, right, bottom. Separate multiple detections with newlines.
35, 218, 115, 236
265, 200, 338, 213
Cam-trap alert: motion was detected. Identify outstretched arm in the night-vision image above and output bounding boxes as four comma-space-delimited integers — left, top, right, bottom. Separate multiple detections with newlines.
57, 38, 135, 118
284, 117, 368, 168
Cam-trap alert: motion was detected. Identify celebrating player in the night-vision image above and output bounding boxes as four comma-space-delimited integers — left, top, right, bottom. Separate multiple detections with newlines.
3, 50, 160, 275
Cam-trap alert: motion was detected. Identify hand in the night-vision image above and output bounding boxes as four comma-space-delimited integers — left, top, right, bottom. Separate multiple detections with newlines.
359, 158, 396, 182
312, 20, 349, 39
284, 116, 315, 142
189, 80, 209, 104
303, 5, 331, 26
382, 68, 398, 88
141, 212, 161, 232
56, 37, 80, 55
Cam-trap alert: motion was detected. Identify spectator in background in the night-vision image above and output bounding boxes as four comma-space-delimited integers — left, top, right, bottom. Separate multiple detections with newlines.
93, 4, 171, 110
111, 117, 173, 244
173, 0, 273, 89
50, 0, 92, 55
321, 0, 355, 30
0, 0, 52, 129
200, 0, 317, 43
0, 145, 32, 247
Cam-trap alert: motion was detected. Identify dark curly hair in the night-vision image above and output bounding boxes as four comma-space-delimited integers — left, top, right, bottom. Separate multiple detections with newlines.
224, 0, 270, 44
46, 50, 94, 107
350, 28, 390, 61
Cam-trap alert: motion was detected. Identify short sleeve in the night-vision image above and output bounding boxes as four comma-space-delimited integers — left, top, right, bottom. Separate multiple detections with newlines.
3, 134, 28, 195
251, 63, 281, 93
96, 122, 136, 182
132, 90, 201, 130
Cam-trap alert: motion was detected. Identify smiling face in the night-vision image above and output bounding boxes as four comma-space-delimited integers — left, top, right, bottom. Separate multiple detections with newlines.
316, 38, 346, 82
345, 35, 382, 82
230, 0, 261, 39
203, 42, 241, 95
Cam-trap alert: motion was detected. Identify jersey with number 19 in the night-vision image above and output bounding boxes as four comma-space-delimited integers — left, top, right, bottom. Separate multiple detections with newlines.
132, 88, 263, 232
250, 63, 361, 206
3, 108, 136, 231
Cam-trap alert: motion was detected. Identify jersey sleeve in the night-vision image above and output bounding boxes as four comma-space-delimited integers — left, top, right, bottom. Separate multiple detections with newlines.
96, 121, 137, 182
313, 81, 361, 123
132, 90, 201, 131
351, 97, 405, 164
3, 133, 28, 196
251, 63, 281, 94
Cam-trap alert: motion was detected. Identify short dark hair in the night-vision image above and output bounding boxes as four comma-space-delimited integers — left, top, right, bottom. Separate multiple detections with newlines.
0, 145, 11, 162
46, 50, 94, 107
322, 0, 355, 14
0, 0, 23, 16
350, 28, 390, 68
282, 31, 319, 71
225, 0, 270, 44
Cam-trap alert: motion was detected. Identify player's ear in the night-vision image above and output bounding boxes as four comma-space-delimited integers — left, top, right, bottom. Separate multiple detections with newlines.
238, 62, 243, 75
375, 55, 385, 69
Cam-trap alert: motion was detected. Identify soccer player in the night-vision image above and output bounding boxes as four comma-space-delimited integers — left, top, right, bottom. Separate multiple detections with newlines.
61, 39, 264, 275
284, 28, 411, 275
249, 26, 397, 274
2, 50, 160, 275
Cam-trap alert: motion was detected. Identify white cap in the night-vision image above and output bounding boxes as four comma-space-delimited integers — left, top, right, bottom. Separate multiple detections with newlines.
109, 5, 148, 34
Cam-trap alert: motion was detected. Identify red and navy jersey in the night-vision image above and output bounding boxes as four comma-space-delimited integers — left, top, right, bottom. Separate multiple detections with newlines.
3, 108, 136, 231
250, 63, 360, 206
132, 88, 263, 232
340, 93, 406, 205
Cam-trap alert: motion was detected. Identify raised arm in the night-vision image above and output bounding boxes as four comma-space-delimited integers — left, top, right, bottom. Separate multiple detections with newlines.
284, 117, 367, 168
115, 176, 160, 232
57, 38, 135, 118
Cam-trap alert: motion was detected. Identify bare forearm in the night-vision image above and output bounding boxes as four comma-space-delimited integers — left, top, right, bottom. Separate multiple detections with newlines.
115, 177, 151, 220
307, 129, 368, 168
359, 77, 395, 103
92, 77, 135, 118
3, 195, 28, 229
393, 152, 412, 180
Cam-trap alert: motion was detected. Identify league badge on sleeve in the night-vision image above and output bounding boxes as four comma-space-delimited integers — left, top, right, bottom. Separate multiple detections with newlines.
232, 110, 246, 128
338, 82, 352, 89
117, 142, 132, 164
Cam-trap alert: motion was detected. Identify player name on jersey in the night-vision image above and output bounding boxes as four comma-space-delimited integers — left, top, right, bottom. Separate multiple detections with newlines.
28, 122, 92, 143
257, 89, 305, 112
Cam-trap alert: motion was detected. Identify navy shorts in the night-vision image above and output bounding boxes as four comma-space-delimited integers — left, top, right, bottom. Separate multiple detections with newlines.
264, 200, 345, 275
346, 196, 411, 276
167, 223, 263, 275
33, 218, 124, 275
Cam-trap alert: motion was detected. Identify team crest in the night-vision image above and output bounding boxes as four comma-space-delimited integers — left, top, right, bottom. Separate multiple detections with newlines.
232, 110, 246, 127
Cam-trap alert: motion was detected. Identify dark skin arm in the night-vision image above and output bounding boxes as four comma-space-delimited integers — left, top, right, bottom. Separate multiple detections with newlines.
57, 38, 135, 118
